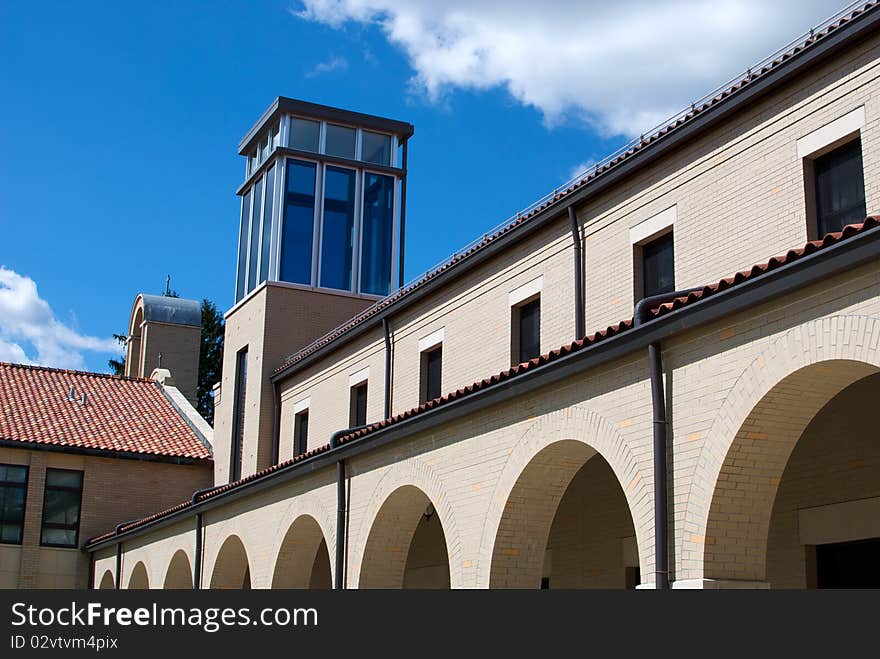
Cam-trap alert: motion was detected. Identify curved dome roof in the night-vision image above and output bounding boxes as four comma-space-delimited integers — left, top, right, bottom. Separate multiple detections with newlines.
134, 294, 201, 328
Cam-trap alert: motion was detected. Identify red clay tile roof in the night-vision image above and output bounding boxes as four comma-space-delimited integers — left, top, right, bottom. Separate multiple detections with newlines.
273, 1, 879, 378
0, 363, 211, 460
86, 217, 880, 546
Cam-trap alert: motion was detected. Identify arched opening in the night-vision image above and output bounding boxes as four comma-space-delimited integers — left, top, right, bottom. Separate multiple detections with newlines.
163, 550, 194, 590
271, 515, 332, 589
98, 570, 114, 590
126, 304, 144, 378
210, 535, 251, 589
705, 360, 880, 587
490, 439, 638, 589
127, 562, 149, 590
359, 485, 450, 589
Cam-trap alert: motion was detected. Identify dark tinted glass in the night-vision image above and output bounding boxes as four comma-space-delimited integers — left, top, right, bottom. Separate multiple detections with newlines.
0, 464, 27, 545
280, 160, 317, 285
231, 350, 248, 482
290, 118, 320, 152
350, 383, 368, 427
40, 469, 83, 548
362, 131, 391, 165
236, 191, 252, 302
325, 124, 356, 159
518, 298, 541, 363
814, 139, 866, 237
360, 173, 395, 295
247, 177, 263, 293
424, 347, 442, 402
320, 166, 356, 290
294, 410, 309, 456
259, 165, 275, 283
642, 233, 675, 298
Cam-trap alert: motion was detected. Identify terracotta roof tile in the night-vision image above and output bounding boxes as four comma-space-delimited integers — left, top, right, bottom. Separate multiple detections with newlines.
0, 363, 211, 460
87, 217, 880, 545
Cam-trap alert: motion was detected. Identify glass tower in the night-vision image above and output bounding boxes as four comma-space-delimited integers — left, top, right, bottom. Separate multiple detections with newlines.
234, 98, 413, 304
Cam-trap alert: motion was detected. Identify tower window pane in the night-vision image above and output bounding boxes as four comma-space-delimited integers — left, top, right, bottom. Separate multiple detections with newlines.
362, 131, 391, 166
280, 160, 317, 285
360, 173, 395, 295
290, 118, 320, 152
259, 166, 275, 284
236, 190, 252, 302
814, 139, 866, 237
247, 177, 263, 293
325, 124, 356, 159
320, 166, 356, 290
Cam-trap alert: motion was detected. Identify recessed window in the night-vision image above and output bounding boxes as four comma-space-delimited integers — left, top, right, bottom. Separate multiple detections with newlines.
290, 118, 320, 152
0, 464, 28, 545
294, 409, 309, 457
512, 296, 541, 365
420, 345, 443, 403
325, 124, 356, 159
40, 469, 83, 548
813, 138, 866, 237
362, 131, 391, 166
280, 159, 317, 285
350, 381, 368, 427
642, 232, 675, 298
230, 348, 248, 482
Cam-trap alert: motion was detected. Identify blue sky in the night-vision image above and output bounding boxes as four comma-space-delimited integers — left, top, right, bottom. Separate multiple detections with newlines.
0, 0, 846, 372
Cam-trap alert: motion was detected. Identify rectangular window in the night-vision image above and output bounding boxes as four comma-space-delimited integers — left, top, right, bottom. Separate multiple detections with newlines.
642, 232, 675, 298
40, 469, 83, 548
0, 464, 28, 545
360, 172, 395, 295
420, 345, 443, 403
280, 159, 317, 285
325, 124, 356, 159
813, 139, 866, 237
259, 165, 275, 283
247, 176, 263, 293
290, 118, 320, 152
350, 382, 368, 427
230, 348, 248, 482
362, 131, 391, 166
294, 410, 309, 457
235, 190, 252, 303
320, 166, 357, 290
512, 297, 541, 365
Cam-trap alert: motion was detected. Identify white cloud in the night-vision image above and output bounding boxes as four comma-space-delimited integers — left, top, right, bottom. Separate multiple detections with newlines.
295, 0, 845, 137
567, 159, 596, 183
0, 267, 119, 370
306, 55, 349, 78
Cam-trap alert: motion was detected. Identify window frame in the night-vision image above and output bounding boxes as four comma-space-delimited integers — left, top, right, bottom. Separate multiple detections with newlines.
293, 408, 309, 457
39, 468, 84, 549
635, 229, 676, 301
420, 344, 443, 404
0, 463, 29, 546
230, 347, 249, 482
511, 294, 541, 365
349, 381, 368, 427
805, 136, 867, 240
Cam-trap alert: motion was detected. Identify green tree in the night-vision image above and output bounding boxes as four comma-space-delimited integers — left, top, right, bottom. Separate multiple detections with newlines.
108, 334, 127, 376
197, 298, 224, 424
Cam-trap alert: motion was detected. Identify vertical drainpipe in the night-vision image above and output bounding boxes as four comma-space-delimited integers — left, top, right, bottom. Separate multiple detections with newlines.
634, 287, 701, 590
382, 318, 392, 419
331, 425, 366, 590
87, 551, 95, 591
398, 139, 408, 290
114, 522, 125, 590
191, 486, 216, 590
567, 206, 585, 339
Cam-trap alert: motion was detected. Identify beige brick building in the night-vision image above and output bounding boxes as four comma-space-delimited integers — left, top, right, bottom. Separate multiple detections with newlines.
87, 3, 880, 589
